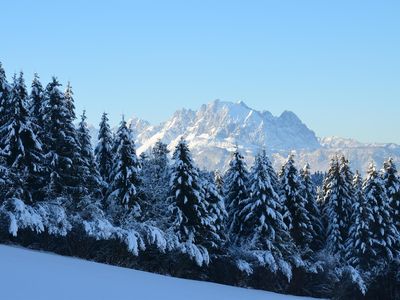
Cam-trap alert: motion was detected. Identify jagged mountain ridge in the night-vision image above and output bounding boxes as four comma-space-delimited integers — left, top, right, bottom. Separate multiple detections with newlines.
90, 100, 400, 174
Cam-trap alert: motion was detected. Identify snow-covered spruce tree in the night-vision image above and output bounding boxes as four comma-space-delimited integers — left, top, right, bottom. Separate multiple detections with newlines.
322, 155, 354, 256
345, 171, 375, 270
148, 140, 170, 188
237, 151, 298, 279
74, 111, 112, 242
41, 77, 82, 199
77, 111, 102, 197
29, 73, 44, 127
382, 158, 400, 232
29, 74, 46, 171
169, 139, 205, 238
363, 163, 399, 263
151, 140, 170, 176
107, 118, 141, 223
95, 112, 113, 185
201, 171, 227, 251
279, 154, 314, 252
224, 148, 249, 239
140, 140, 170, 224
299, 163, 324, 251
0, 62, 11, 149
168, 138, 216, 259
0, 72, 45, 203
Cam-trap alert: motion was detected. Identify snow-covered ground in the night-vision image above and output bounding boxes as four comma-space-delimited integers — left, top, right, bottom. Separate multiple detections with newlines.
0, 245, 317, 300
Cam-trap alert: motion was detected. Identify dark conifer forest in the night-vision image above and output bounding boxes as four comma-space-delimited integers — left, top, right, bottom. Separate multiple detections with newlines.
0, 62, 399, 299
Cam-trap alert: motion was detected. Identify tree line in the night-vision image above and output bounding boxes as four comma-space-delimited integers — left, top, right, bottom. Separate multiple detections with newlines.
0, 62, 399, 299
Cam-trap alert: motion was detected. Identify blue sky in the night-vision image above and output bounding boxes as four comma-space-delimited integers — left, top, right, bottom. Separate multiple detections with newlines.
1, 1, 399, 143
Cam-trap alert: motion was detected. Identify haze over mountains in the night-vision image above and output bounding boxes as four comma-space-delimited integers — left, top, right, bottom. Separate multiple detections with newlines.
91, 100, 400, 173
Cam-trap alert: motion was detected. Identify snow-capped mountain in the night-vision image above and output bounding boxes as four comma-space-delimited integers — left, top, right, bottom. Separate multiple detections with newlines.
132, 100, 321, 170
93, 100, 400, 174
152, 100, 319, 151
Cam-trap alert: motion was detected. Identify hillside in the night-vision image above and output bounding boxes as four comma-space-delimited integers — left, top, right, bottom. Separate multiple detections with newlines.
0, 245, 318, 300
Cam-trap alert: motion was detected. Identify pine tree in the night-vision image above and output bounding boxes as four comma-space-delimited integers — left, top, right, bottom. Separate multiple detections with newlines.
29, 73, 44, 126
107, 118, 141, 220
41, 77, 81, 198
140, 140, 170, 223
202, 171, 227, 251
382, 158, 400, 232
0, 72, 44, 203
299, 163, 324, 251
237, 151, 296, 272
0, 62, 11, 202
95, 112, 113, 184
151, 140, 169, 177
224, 148, 249, 238
77, 111, 102, 197
363, 163, 399, 263
279, 155, 314, 251
168, 138, 209, 244
0, 62, 11, 149
323, 155, 354, 256
0, 62, 9, 104
345, 171, 375, 270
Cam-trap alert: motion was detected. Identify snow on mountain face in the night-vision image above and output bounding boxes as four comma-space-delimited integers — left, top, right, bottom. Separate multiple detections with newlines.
133, 100, 320, 170
319, 136, 365, 148
91, 100, 400, 174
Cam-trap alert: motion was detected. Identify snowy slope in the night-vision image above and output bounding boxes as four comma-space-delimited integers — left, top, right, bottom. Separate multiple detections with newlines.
0, 245, 317, 300
89, 100, 400, 173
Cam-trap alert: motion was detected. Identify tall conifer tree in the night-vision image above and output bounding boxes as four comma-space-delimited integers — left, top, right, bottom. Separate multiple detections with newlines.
107, 118, 141, 220
0, 72, 44, 203
77, 111, 102, 197
168, 138, 209, 244
224, 149, 249, 238
0, 62, 11, 149
41, 77, 81, 198
323, 156, 354, 256
300, 163, 324, 250
237, 151, 296, 275
345, 171, 375, 270
279, 155, 314, 251
382, 158, 400, 232
95, 112, 113, 184
363, 163, 399, 263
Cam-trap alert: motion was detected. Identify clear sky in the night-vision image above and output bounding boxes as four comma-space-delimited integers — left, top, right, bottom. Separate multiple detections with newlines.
1, 1, 399, 143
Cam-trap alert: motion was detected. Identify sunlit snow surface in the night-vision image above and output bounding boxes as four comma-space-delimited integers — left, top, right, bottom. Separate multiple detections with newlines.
0, 245, 318, 300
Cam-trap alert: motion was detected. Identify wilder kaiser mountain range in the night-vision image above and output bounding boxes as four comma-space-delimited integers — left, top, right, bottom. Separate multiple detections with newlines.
90, 99, 400, 173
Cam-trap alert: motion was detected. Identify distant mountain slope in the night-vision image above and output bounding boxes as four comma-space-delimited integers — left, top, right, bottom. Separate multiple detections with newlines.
136, 100, 320, 154
89, 100, 400, 174
0, 245, 317, 300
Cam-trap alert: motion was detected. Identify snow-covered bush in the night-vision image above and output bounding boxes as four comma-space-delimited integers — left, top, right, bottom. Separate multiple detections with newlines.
36, 199, 72, 236
0, 198, 44, 236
